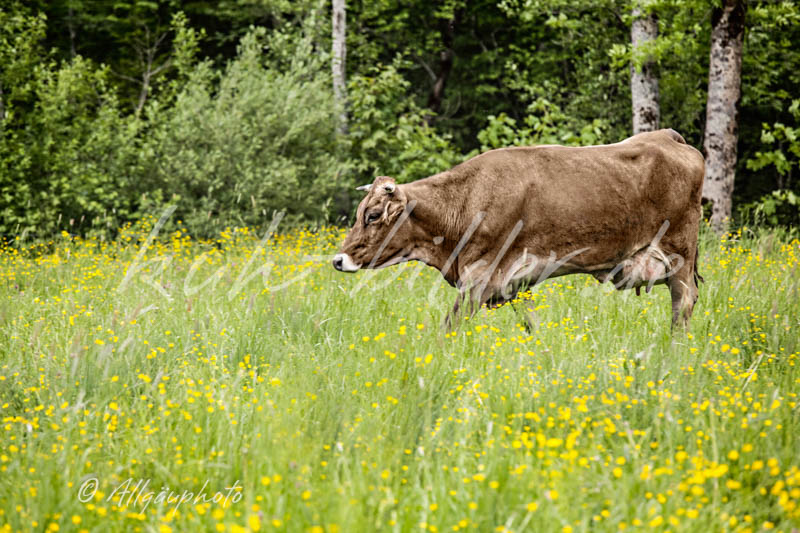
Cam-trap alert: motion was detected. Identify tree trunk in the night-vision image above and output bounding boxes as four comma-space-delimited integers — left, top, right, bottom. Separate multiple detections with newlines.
703, 0, 746, 233
426, 15, 457, 124
630, 1, 659, 134
134, 28, 170, 116
67, 6, 77, 59
332, 0, 347, 134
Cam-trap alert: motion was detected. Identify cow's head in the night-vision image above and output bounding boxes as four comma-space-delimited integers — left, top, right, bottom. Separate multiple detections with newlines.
333, 176, 411, 272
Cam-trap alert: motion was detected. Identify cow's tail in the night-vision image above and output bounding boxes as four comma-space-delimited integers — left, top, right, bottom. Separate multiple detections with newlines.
693, 244, 704, 287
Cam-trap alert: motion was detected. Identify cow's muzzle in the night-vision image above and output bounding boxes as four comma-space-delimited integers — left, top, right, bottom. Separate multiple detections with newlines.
332, 253, 360, 272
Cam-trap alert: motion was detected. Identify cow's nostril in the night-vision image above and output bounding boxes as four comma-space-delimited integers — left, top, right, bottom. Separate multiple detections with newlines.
333, 256, 343, 271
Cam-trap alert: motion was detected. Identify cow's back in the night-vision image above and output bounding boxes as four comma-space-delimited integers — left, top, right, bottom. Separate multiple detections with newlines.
457, 129, 704, 267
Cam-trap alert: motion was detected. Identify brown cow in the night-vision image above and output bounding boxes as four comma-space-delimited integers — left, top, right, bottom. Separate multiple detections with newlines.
333, 129, 704, 329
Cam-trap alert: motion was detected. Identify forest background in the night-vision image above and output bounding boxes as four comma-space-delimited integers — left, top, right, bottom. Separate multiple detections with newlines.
1, 0, 798, 239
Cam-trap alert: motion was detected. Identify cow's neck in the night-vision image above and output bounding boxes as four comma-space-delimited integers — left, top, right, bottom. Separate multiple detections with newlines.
401, 172, 469, 283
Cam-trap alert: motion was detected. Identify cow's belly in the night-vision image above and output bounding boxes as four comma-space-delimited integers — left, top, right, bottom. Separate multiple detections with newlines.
588, 245, 672, 292
499, 242, 673, 295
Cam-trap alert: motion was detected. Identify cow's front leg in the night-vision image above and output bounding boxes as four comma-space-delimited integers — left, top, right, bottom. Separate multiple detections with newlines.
445, 281, 507, 330
509, 301, 537, 332
444, 289, 467, 331
444, 289, 480, 330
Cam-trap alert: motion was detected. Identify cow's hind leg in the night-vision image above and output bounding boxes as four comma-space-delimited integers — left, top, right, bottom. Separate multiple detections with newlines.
667, 258, 699, 331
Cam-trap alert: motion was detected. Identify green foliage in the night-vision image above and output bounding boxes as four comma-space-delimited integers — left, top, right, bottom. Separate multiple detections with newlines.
27, 58, 140, 229
735, 1, 800, 214
3, 0, 800, 236
169, 11, 204, 83
0, 7, 348, 238
739, 190, 800, 227
741, 99, 800, 227
498, 1, 632, 143
477, 98, 609, 151
137, 24, 347, 235
747, 100, 800, 180
1, 6, 139, 237
347, 59, 462, 184
0, 6, 47, 236
0, 6, 47, 115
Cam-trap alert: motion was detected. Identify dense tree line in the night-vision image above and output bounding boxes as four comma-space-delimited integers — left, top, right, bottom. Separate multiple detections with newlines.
1, 0, 798, 238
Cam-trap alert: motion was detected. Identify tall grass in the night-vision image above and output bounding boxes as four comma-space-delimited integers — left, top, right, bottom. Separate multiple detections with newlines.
0, 219, 798, 532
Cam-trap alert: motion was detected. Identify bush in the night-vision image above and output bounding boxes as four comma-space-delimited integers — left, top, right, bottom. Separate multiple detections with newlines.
347, 58, 463, 185
738, 189, 800, 227
476, 97, 609, 152
741, 98, 800, 227
137, 25, 348, 236
0, 7, 141, 238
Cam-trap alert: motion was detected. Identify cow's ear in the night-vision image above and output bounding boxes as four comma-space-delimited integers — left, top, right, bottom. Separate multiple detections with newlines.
385, 183, 407, 221
373, 175, 396, 193
356, 184, 372, 192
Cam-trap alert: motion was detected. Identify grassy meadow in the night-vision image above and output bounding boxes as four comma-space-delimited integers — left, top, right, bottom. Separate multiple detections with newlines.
0, 216, 799, 533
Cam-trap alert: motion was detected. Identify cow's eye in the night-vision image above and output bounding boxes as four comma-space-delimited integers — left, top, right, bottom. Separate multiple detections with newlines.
366, 211, 381, 224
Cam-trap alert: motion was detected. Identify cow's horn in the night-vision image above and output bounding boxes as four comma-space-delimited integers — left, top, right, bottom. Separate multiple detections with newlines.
356, 184, 372, 192
383, 183, 396, 194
